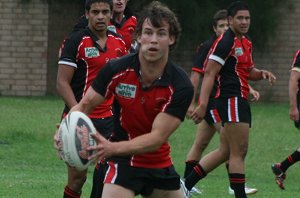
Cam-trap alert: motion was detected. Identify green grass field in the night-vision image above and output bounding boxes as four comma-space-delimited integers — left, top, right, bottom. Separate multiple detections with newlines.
0, 96, 300, 197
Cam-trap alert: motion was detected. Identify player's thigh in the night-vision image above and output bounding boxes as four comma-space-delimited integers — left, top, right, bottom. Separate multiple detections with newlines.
224, 122, 249, 155
195, 120, 216, 144
102, 183, 135, 198
142, 188, 182, 198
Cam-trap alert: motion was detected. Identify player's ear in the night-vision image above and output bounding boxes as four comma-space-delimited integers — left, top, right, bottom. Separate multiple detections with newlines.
228, 16, 233, 26
85, 11, 89, 20
169, 35, 175, 46
137, 34, 141, 44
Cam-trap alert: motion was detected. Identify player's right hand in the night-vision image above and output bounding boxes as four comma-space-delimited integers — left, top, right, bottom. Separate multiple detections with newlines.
186, 104, 195, 119
191, 105, 206, 124
290, 106, 299, 122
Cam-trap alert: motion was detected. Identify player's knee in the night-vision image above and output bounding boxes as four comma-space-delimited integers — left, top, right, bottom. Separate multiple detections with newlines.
68, 171, 87, 190
197, 142, 209, 151
239, 145, 248, 159
219, 147, 230, 160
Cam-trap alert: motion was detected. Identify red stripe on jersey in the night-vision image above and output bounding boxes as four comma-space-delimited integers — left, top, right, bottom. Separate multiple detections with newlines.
161, 86, 174, 112
104, 161, 117, 183
291, 50, 300, 69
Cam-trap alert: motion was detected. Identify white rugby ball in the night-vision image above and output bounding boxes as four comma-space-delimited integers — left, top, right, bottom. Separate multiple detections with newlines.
58, 111, 97, 171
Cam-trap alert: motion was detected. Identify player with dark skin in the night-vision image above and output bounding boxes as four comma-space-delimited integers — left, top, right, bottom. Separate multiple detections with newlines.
271, 50, 300, 190
183, 2, 276, 197
184, 9, 258, 195
54, 0, 126, 197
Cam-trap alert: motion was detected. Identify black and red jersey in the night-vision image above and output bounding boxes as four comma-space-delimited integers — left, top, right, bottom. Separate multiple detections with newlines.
291, 50, 300, 94
92, 53, 193, 168
109, 15, 137, 51
58, 28, 127, 118
193, 34, 218, 99
208, 28, 254, 99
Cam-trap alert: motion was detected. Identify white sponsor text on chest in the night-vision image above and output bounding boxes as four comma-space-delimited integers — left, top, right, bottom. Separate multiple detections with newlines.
116, 83, 137, 98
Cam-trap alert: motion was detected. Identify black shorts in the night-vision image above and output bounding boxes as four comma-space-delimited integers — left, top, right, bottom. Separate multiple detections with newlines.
90, 161, 106, 198
204, 99, 222, 125
216, 96, 251, 127
102, 159, 180, 196
91, 116, 114, 139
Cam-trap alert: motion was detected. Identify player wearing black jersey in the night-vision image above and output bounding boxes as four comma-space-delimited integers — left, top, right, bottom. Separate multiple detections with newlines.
184, 2, 276, 198
184, 9, 258, 196
271, 50, 300, 190
54, 1, 126, 197
70, 2, 193, 198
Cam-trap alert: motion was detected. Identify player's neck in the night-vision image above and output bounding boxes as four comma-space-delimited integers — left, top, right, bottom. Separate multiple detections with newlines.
94, 31, 108, 49
230, 27, 243, 40
139, 55, 167, 86
112, 12, 125, 24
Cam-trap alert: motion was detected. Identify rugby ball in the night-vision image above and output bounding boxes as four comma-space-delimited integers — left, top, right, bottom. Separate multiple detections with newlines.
57, 111, 97, 171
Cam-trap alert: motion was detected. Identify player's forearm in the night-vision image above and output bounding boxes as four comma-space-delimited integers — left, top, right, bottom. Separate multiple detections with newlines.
56, 82, 77, 109
111, 133, 164, 156
72, 87, 105, 115
199, 72, 215, 108
249, 68, 264, 81
190, 71, 200, 104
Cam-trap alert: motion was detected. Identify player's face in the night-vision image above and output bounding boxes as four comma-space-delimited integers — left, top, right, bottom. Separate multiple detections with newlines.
214, 19, 229, 36
86, 2, 111, 33
229, 10, 250, 36
137, 19, 175, 63
113, 0, 127, 14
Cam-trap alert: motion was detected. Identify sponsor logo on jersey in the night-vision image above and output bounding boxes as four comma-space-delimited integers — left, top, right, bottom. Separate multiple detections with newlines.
107, 25, 117, 33
235, 47, 243, 56
116, 83, 137, 98
85, 47, 99, 58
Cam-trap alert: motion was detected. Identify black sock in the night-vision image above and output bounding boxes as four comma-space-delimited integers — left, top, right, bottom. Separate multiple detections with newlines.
280, 150, 300, 172
184, 160, 199, 178
229, 173, 247, 198
184, 164, 207, 191
63, 186, 81, 198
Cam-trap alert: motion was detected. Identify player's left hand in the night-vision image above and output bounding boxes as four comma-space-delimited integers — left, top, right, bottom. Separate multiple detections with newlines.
249, 88, 260, 102
261, 70, 276, 85
290, 106, 299, 122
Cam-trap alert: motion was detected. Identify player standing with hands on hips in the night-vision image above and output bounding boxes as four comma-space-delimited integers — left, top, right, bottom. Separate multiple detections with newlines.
183, 1, 276, 198
271, 50, 300, 190
70, 1, 193, 198
54, 0, 126, 197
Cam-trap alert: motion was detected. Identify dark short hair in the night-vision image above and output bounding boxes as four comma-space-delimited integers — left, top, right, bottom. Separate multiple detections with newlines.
85, 0, 113, 12
213, 9, 228, 27
136, 1, 181, 50
227, 1, 249, 17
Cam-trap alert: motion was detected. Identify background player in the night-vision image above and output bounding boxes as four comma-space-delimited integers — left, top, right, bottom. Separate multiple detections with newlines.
184, 9, 258, 196
271, 49, 300, 190
184, 1, 276, 197
55, 0, 127, 197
